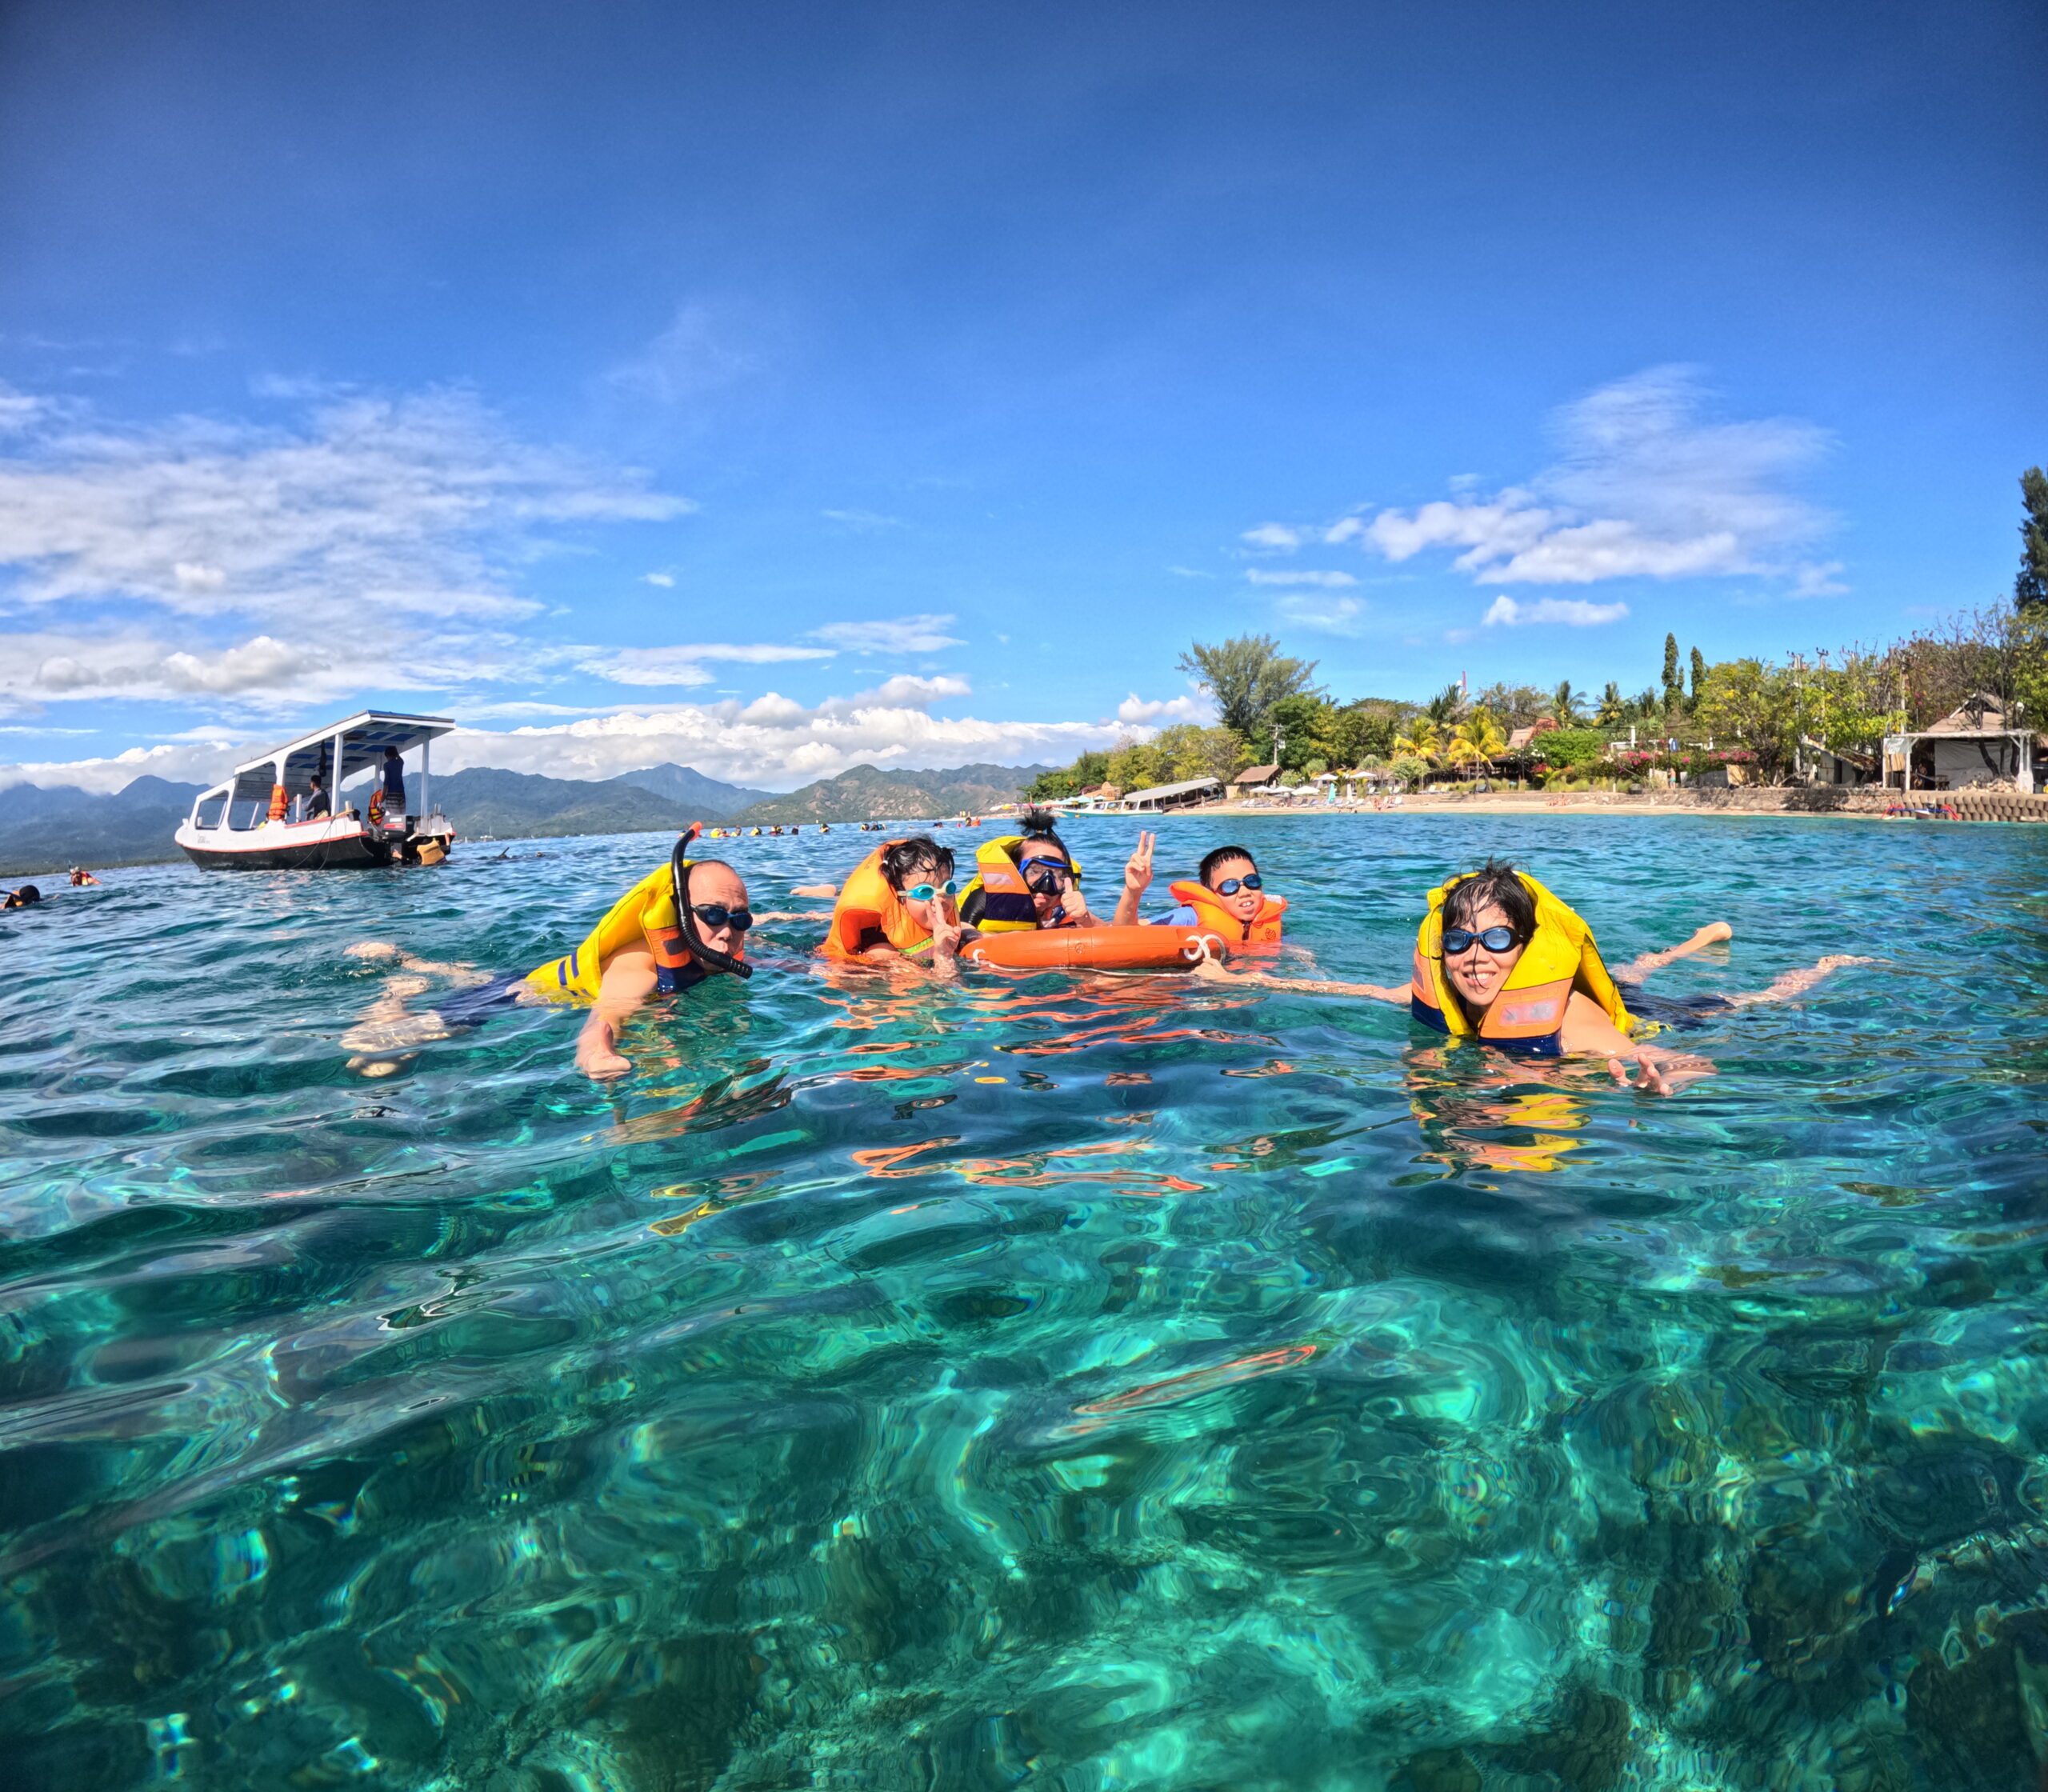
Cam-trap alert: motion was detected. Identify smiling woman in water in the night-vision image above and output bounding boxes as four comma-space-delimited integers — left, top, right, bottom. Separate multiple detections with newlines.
1201, 857, 1868, 1094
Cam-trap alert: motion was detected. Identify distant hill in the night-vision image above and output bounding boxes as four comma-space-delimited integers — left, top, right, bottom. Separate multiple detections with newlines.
608, 763, 774, 818
0, 777, 206, 874
354, 767, 703, 842
734, 762, 1054, 824
0, 758, 1057, 873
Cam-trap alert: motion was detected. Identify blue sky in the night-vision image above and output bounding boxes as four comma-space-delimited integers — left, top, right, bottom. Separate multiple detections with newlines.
1, 0, 2041, 789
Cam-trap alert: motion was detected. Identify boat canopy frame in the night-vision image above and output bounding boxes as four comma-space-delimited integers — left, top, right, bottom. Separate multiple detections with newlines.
190, 711, 455, 823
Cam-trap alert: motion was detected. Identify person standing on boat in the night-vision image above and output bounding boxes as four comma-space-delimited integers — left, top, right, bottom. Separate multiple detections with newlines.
380, 746, 407, 821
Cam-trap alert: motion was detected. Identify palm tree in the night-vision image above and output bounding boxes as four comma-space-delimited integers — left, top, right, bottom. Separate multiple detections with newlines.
1449, 709, 1508, 770
1553, 680, 1585, 723
1595, 681, 1624, 728
1393, 716, 1442, 764
1423, 682, 1465, 726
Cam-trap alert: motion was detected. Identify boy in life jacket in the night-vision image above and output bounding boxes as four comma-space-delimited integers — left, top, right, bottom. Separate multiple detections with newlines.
1126, 839, 1286, 942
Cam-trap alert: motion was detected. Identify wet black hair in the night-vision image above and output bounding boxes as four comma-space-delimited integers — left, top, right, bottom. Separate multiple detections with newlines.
1441, 860, 1535, 942
1010, 806, 1073, 867
1199, 844, 1257, 886
7, 883, 41, 906
880, 835, 954, 889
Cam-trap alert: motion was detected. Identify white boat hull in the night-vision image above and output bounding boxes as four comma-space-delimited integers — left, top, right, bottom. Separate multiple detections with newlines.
175, 815, 448, 870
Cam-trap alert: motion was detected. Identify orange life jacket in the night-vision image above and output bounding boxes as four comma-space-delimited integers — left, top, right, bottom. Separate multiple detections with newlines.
819, 844, 936, 961
1167, 879, 1286, 943
266, 784, 288, 822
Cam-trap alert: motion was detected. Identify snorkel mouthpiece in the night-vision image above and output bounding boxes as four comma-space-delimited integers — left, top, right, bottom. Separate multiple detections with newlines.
672, 825, 754, 979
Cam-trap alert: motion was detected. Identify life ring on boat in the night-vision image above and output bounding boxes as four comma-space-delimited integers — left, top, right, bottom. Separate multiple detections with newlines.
966, 925, 1226, 972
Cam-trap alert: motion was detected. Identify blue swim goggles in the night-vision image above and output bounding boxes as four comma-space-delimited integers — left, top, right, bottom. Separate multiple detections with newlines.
1213, 873, 1262, 896
1442, 924, 1520, 956
902, 879, 958, 902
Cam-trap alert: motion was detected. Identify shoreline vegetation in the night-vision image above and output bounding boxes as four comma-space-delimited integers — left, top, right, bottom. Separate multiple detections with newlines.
1030, 474, 2048, 813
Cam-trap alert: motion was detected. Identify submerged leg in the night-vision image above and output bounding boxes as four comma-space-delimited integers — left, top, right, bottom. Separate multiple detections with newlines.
1613, 921, 1733, 982
1721, 954, 1874, 1010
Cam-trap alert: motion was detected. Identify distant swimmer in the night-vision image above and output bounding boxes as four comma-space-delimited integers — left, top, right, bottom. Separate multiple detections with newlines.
68, 867, 102, 887
1204, 858, 1868, 1094
342, 827, 754, 1080
3, 883, 42, 910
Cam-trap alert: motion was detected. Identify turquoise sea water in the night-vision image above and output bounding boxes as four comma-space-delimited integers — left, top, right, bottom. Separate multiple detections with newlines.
4, 814, 2046, 1790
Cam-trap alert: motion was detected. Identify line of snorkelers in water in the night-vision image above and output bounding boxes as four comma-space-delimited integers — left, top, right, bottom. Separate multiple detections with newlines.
343, 807, 1865, 1094
699, 820, 978, 838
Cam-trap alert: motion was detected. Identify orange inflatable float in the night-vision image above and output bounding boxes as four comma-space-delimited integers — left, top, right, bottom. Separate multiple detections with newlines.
965, 925, 1226, 972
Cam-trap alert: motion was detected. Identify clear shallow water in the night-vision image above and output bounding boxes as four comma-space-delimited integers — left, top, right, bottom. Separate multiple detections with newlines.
4, 814, 2046, 1791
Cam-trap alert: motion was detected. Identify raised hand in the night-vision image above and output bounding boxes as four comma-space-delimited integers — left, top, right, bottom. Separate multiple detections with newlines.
1123, 830, 1156, 897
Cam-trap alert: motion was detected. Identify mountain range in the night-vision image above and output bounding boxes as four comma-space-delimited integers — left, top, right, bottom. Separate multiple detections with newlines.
0, 761, 1056, 874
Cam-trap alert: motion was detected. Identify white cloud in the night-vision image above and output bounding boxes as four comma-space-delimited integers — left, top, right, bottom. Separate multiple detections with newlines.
1274, 594, 1364, 634
831, 674, 971, 709
1117, 690, 1214, 725
1482, 594, 1630, 627
806, 613, 963, 654
602, 302, 755, 406
642, 571, 675, 588
1350, 367, 1835, 588
0, 382, 48, 434
1245, 568, 1358, 588
430, 700, 1118, 786
1166, 565, 1215, 579
822, 508, 903, 530
582, 642, 836, 687
0, 385, 690, 623
1241, 522, 1302, 551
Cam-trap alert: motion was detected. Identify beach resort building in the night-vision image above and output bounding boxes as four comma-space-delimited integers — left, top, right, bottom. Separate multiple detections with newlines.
1118, 776, 1222, 813
1227, 763, 1281, 798
1883, 693, 2042, 793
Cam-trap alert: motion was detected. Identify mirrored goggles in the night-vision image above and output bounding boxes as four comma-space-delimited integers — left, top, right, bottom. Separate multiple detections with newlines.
690, 902, 754, 934
1442, 924, 1519, 956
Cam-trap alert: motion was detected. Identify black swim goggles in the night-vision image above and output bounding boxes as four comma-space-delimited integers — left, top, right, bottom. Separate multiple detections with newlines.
1211, 873, 1262, 896
1441, 925, 1522, 956
690, 902, 754, 934
1022, 858, 1075, 895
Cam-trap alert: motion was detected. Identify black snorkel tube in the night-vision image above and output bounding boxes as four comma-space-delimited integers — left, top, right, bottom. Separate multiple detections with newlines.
671, 823, 753, 980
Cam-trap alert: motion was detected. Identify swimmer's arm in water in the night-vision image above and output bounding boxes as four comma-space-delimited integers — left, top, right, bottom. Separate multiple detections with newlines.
1555, 993, 1709, 1095
792, 883, 838, 901
346, 940, 492, 986
1191, 959, 1408, 1002
576, 946, 660, 1081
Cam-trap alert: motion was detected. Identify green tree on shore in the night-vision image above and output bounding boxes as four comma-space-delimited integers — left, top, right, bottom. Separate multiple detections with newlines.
2017, 466, 2048, 611
1662, 633, 1683, 710
1690, 646, 1706, 703
1175, 635, 1321, 748
1595, 682, 1624, 727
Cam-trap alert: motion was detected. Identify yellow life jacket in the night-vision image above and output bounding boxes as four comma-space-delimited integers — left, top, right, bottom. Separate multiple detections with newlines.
1167, 878, 1286, 943
819, 843, 935, 961
959, 835, 1086, 932
524, 860, 730, 1000
1409, 870, 1632, 1057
